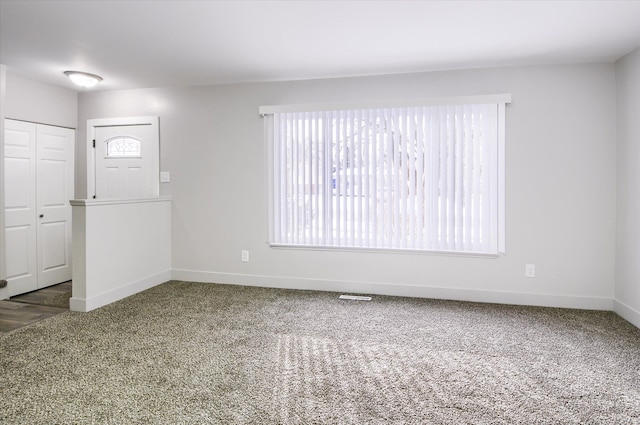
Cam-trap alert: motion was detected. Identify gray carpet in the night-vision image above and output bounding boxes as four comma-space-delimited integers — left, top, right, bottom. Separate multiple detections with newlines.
1, 281, 639, 424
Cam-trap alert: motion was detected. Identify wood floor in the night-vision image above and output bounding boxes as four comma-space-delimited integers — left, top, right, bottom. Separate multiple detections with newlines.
0, 281, 71, 333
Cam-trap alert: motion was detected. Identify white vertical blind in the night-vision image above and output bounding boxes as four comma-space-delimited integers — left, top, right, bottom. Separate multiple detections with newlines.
265, 100, 505, 254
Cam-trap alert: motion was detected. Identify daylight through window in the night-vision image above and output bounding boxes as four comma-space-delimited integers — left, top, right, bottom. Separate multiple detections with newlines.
262, 96, 508, 255
106, 136, 141, 157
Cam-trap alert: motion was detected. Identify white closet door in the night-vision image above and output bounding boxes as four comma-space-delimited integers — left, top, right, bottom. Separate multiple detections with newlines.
36, 124, 74, 287
3, 119, 75, 296
4, 120, 38, 296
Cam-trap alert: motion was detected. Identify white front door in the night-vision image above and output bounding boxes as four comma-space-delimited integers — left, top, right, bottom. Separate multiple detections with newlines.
4, 119, 74, 296
90, 117, 159, 200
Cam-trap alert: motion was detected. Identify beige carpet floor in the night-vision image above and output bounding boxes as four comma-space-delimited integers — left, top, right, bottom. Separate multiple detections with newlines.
1, 281, 639, 424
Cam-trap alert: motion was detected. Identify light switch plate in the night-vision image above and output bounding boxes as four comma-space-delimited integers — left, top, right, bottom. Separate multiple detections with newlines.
160, 171, 170, 183
525, 264, 536, 278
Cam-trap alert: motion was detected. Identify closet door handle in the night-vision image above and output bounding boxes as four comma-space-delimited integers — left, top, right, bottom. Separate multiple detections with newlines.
39, 214, 44, 218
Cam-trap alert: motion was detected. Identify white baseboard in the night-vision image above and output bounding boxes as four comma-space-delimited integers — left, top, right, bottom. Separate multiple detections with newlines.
171, 269, 613, 311
66, 267, 635, 328
613, 299, 640, 329
70, 269, 171, 312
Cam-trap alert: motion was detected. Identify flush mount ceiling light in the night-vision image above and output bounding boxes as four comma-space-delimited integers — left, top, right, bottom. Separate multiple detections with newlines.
64, 70, 103, 88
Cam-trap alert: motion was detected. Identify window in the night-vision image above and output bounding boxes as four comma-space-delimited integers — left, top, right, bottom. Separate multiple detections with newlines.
105, 136, 141, 157
261, 95, 509, 255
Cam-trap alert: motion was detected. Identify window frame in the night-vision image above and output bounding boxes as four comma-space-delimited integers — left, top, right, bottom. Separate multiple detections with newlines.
261, 94, 510, 256
105, 136, 142, 159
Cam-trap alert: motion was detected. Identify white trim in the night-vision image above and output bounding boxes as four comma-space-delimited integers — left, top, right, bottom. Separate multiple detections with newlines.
0, 65, 6, 300
259, 94, 512, 115
613, 299, 640, 329
88, 116, 158, 127
70, 269, 171, 312
70, 196, 171, 207
267, 243, 500, 258
171, 269, 613, 311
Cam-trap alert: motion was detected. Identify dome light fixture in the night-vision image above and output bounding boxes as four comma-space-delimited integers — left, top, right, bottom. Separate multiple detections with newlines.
64, 70, 103, 88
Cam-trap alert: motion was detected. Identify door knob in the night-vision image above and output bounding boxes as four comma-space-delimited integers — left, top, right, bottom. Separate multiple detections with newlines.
39, 214, 44, 218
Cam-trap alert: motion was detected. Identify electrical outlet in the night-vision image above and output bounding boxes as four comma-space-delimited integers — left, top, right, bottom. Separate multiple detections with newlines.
241, 250, 249, 262
525, 264, 536, 278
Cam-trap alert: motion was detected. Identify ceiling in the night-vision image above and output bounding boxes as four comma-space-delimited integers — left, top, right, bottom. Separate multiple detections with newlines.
1, 0, 639, 92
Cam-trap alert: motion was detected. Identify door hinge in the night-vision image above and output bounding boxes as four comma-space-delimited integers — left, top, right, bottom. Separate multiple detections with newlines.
93, 139, 96, 148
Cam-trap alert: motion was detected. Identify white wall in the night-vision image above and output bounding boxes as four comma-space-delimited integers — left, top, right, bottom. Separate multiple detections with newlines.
0, 68, 78, 299
615, 48, 640, 327
3, 70, 77, 129
70, 197, 172, 312
78, 63, 617, 309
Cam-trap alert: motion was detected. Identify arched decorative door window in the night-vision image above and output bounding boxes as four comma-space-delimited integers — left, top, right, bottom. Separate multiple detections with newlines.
105, 136, 141, 157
